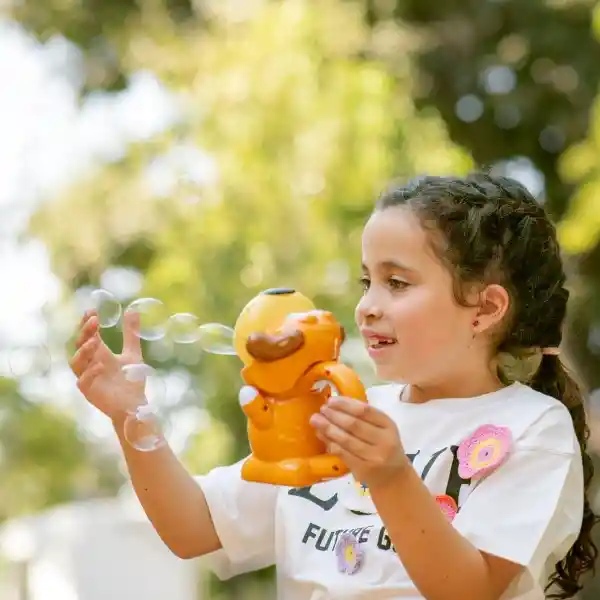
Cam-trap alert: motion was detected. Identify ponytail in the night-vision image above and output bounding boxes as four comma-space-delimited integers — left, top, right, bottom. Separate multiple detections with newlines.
530, 354, 599, 598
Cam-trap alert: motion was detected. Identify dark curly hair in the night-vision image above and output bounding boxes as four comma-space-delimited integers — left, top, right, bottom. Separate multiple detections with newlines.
376, 171, 598, 598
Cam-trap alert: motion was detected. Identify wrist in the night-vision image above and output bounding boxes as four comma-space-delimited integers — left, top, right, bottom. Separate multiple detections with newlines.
110, 397, 148, 427
366, 458, 413, 493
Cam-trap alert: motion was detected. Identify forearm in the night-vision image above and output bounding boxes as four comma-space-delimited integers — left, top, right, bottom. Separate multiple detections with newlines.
369, 466, 495, 600
112, 411, 222, 559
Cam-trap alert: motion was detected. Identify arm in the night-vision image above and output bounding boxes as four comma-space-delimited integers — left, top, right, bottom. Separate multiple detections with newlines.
369, 467, 521, 600
112, 410, 222, 559
70, 310, 275, 568
370, 407, 582, 600
311, 397, 579, 600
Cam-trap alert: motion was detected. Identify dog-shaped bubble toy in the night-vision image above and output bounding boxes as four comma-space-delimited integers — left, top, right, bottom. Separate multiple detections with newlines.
234, 288, 367, 486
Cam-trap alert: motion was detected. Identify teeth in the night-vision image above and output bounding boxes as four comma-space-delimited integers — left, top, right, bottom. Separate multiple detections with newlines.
369, 339, 394, 347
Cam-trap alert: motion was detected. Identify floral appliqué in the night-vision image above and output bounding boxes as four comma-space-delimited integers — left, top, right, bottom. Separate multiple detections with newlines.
435, 495, 458, 522
335, 532, 365, 575
457, 424, 513, 480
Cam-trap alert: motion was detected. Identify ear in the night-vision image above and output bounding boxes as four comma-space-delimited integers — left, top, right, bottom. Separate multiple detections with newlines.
473, 284, 511, 334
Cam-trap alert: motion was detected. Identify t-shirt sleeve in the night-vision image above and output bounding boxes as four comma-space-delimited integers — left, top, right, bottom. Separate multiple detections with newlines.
195, 459, 280, 579
452, 404, 584, 583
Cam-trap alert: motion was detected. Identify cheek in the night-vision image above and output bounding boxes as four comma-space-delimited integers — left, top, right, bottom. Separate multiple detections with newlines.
391, 290, 472, 346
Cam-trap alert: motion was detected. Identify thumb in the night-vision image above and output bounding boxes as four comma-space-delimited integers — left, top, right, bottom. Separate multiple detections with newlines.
122, 310, 143, 359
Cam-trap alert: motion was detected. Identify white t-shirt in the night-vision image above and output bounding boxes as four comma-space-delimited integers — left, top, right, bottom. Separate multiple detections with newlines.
196, 382, 584, 599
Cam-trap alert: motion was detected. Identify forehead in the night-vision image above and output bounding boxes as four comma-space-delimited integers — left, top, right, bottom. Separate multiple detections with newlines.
361, 207, 436, 270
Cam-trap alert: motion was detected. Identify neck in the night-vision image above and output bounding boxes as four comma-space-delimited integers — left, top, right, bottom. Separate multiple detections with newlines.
404, 369, 505, 404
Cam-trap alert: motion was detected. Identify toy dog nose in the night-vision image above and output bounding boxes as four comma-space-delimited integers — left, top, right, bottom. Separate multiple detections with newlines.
262, 288, 296, 295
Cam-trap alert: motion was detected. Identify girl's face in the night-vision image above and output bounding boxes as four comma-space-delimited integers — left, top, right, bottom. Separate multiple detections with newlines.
355, 207, 486, 388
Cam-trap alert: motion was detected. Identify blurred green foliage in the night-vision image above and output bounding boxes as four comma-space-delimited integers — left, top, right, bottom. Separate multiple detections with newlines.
28, 0, 470, 467
3, 0, 600, 597
0, 377, 122, 523
7, 0, 600, 385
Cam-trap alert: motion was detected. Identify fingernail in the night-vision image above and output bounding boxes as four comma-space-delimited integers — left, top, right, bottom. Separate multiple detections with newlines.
310, 414, 324, 427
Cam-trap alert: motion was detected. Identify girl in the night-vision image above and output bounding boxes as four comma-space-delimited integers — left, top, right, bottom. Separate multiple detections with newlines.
71, 172, 597, 600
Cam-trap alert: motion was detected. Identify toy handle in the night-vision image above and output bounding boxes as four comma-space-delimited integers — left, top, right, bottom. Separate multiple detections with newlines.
309, 361, 367, 402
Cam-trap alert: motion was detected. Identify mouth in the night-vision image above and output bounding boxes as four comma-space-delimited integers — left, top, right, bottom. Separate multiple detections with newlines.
365, 336, 397, 350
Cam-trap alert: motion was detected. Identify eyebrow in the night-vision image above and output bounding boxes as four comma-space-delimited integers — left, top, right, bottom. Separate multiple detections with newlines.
361, 260, 417, 274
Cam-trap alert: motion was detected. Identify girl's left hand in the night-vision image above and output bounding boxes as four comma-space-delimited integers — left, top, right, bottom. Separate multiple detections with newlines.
310, 396, 408, 489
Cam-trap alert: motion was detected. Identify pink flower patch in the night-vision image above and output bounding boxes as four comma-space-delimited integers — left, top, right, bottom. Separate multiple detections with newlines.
435, 495, 458, 522
335, 532, 365, 575
458, 424, 512, 480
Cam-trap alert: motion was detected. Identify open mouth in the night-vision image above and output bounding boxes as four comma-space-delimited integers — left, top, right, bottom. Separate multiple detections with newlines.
367, 338, 397, 350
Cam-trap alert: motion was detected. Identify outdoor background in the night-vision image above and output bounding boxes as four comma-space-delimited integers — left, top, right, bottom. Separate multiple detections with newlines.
1, 0, 600, 598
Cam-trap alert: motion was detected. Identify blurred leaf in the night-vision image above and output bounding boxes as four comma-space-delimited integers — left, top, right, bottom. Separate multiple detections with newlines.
0, 377, 122, 523
29, 0, 470, 463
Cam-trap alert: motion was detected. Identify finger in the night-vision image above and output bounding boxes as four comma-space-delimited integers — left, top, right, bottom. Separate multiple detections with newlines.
77, 361, 105, 393
310, 413, 372, 458
326, 439, 369, 469
79, 309, 97, 329
326, 397, 389, 427
75, 315, 99, 350
320, 405, 379, 445
122, 310, 143, 359
70, 335, 101, 376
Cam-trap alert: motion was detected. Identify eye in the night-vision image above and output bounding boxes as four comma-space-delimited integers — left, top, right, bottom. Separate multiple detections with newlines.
388, 277, 409, 290
358, 276, 370, 291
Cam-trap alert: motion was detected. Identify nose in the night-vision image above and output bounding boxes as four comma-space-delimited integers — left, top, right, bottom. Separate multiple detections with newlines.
355, 290, 384, 322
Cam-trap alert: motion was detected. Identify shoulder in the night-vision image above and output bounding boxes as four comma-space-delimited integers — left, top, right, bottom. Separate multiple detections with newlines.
503, 383, 579, 455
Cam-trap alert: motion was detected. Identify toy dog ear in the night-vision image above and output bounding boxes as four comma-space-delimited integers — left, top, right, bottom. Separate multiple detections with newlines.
246, 329, 305, 362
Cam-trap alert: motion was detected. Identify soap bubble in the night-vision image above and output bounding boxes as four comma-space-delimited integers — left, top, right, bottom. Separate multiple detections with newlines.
123, 405, 166, 452
88, 289, 122, 328
125, 298, 168, 341
197, 323, 236, 355
121, 363, 168, 451
173, 341, 203, 366
121, 363, 166, 406
166, 312, 201, 344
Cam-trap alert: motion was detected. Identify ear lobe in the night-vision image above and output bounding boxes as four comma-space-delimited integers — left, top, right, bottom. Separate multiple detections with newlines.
474, 284, 511, 333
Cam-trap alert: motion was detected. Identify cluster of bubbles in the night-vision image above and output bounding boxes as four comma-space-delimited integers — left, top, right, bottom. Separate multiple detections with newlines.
87, 289, 237, 452
89, 289, 236, 352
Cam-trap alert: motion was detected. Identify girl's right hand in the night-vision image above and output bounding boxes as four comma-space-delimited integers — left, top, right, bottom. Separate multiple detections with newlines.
70, 309, 147, 420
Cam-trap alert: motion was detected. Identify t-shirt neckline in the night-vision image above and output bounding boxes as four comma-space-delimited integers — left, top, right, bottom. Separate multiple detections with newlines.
392, 381, 523, 409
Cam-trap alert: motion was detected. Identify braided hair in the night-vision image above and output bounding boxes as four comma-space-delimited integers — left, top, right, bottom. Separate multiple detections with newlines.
376, 172, 598, 598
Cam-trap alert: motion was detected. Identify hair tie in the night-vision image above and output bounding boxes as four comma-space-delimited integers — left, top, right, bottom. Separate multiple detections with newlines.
541, 347, 561, 356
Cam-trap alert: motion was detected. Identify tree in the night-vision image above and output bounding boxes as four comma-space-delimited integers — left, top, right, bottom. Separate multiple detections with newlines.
29, 0, 470, 460
22, 2, 470, 594
10, 0, 600, 595
9, 0, 600, 388
360, 0, 600, 390
0, 376, 122, 524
